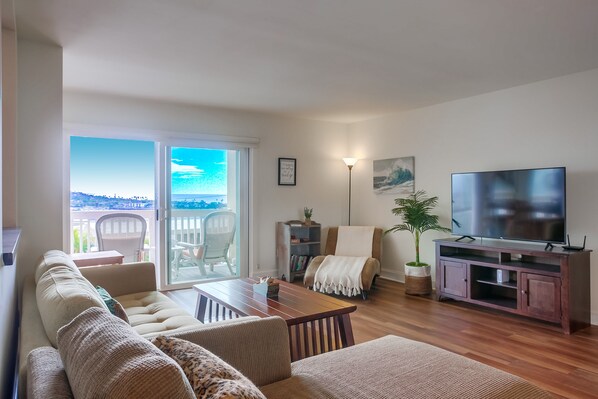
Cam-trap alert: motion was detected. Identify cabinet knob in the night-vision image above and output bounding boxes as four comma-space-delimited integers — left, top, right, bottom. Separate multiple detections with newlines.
521, 290, 527, 295
463, 278, 467, 282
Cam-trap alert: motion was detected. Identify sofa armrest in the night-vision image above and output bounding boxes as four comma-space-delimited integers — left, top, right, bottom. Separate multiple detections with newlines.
27, 348, 73, 399
80, 262, 157, 296
19, 277, 54, 398
303, 255, 326, 287
168, 317, 291, 387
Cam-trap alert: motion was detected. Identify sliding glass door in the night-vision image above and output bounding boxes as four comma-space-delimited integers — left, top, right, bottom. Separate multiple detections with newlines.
163, 145, 248, 288
67, 133, 250, 290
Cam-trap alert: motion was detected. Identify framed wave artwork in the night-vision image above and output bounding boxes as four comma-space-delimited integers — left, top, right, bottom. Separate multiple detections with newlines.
373, 156, 415, 195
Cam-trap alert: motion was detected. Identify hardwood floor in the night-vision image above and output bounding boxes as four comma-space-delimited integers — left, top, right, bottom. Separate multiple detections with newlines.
166, 278, 598, 399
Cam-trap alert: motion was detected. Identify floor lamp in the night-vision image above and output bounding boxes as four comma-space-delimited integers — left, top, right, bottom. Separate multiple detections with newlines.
342, 158, 358, 225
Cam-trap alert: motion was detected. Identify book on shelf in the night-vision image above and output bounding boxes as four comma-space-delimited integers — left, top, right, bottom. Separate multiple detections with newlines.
289, 255, 314, 272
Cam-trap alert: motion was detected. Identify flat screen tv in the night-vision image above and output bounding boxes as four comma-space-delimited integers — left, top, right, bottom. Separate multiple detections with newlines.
451, 167, 566, 244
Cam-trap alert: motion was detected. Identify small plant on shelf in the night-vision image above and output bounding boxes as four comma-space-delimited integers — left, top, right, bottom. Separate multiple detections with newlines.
304, 207, 313, 225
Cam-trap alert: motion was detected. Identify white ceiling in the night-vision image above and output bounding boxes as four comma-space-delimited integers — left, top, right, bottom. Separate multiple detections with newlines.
16, 0, 598, 123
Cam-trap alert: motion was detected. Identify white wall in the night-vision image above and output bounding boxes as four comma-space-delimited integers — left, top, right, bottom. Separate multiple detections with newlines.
16, 39, 63, 281
2, 28, 16, 227
348, 68, 598, 323
63, 91, 349, 277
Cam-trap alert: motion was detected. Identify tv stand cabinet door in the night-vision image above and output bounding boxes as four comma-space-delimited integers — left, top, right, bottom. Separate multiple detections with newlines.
521, 273, 561, 323
439, 260, 467, 298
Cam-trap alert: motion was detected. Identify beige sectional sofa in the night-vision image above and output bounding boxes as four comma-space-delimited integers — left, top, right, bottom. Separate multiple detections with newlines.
19, 250, 252, 397
21, 250, 553, 398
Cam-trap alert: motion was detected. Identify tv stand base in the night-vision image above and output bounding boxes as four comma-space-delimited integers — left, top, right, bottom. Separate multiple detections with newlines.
545, 242, 554, 251
455, 235, 475, 242
435, 238, 591, 334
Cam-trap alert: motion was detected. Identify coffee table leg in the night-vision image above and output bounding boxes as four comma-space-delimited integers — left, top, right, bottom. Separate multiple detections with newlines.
195, 295, 208, 323
338, 314, 355, 347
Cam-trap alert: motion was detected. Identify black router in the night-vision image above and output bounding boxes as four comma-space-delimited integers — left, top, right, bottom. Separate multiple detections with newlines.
562, 234, 586, 251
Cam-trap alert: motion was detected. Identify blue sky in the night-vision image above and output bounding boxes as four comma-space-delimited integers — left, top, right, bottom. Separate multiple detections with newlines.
70, 137, 227, 198
171, 147, 227, 195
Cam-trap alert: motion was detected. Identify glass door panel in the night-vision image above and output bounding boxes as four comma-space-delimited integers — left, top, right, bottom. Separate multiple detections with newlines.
69, 136, 156, 263
166, 147, 242, 285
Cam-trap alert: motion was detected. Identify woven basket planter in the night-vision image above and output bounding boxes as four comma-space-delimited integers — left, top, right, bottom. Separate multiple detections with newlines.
404, 264, 432, 295
405, 275, 432, 295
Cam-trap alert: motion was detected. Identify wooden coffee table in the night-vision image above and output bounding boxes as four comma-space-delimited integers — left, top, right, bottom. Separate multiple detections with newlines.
193, 278, 357, 361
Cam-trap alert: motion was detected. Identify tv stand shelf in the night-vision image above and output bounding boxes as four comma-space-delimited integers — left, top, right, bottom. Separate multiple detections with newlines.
476, 279, 517, 289
435, 238, 591, 334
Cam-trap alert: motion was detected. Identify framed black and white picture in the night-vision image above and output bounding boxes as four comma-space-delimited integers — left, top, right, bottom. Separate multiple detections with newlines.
278, 157, 296, 186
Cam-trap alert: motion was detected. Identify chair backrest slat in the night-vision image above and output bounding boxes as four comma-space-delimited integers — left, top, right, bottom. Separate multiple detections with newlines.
96, 213, 147, 262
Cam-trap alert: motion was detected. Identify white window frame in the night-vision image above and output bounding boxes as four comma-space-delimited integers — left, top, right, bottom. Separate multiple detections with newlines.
63, 123, 258, 290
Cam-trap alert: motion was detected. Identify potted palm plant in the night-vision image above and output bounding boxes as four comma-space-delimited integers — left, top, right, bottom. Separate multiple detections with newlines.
385, 190, 450, 295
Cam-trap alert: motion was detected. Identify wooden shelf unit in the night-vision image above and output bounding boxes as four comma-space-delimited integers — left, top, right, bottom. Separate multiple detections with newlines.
276, 222, 321, 282
435, 238, 591, 334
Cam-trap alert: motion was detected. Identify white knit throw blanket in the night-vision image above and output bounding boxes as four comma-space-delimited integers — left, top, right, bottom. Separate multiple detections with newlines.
313, 255, 368, 297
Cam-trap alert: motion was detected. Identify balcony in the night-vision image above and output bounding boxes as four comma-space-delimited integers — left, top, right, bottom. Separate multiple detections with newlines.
70, 209, 234, 283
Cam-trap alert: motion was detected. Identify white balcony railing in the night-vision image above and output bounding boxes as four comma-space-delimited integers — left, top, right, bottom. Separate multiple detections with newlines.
70, 209, 214, 262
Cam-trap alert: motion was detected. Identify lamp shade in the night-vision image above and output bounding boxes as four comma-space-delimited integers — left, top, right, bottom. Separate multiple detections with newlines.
343, 158, 358, 167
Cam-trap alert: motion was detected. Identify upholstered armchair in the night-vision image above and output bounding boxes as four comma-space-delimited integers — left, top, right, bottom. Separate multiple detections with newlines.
303, 227, 382, 299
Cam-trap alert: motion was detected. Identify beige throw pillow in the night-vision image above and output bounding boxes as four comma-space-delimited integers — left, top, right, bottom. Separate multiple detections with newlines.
36, 265, 109, 346
153, 335, 266, 399
57, 307, 195, 399
35, 250, 81, 284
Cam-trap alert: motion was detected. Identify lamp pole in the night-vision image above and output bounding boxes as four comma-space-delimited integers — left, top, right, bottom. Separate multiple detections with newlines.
343, 158, 358, 226
347, 164, 353, 226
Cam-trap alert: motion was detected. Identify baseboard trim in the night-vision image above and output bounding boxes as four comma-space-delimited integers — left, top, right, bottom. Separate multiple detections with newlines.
591, 311, 598, 326
379, 270, 403, 283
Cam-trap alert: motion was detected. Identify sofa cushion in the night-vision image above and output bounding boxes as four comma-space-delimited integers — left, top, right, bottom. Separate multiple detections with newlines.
57, 307, 195, 399
95, 286, 129, 323
35, 250, 80, 284
36, 265, 108, 346
27, 347, 73, 399
153, 335, 266, 399
260, 335, 552, 399
116, 291, 202, 336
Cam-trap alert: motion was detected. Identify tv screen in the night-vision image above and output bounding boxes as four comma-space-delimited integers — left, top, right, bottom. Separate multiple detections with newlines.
451, 167, 566, 243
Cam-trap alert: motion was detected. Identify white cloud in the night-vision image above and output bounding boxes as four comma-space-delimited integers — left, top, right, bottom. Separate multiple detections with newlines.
171, 161, 204, 175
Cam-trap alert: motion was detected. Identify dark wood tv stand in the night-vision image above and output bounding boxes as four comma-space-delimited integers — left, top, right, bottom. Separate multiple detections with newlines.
435, 238, 591, 334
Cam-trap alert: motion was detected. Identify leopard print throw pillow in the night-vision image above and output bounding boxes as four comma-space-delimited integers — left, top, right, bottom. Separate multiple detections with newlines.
152, 335, 266, 399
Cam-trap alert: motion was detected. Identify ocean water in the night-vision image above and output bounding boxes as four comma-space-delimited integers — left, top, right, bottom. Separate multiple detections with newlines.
171, 194, 226, 203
